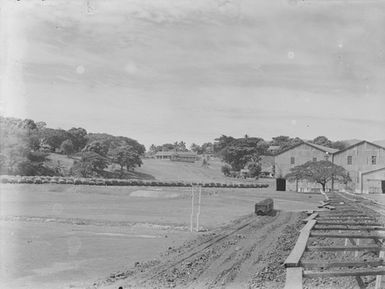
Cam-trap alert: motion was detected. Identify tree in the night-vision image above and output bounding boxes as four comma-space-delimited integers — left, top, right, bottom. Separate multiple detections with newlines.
221, 164, 231, 176
67, 127, 87, 151
161, 143, 175, 151
220, 137, 266, 171
190, 143, 202, 154
286, 160, 350, 192
247, 162, 262, 178
176, 141, 187, 152
201, 142, 214, 154
83, 141, 108, 157
60, 139, 75, 156
285, 163, 309, 192
149, 144, 159, 154
331, 141, 348, 151
71, 151, 109, 177
312, 136, 333, 148
110, 145, 142, 173
271, 136, 302, 153
40, 128, 71, 151
214, 135, 236, 154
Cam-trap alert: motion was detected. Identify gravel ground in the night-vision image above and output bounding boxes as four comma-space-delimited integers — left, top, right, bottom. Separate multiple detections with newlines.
94, 211, 306, 289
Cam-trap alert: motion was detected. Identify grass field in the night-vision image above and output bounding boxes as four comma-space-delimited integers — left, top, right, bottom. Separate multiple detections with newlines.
136, 158, 253, 183
47, 153, 254, 183
0, 183, 323, 289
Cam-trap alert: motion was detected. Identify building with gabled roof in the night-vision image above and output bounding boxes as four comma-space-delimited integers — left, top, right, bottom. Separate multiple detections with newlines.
333, 140, 385, 193
274, 141, 337, 179
273, 139, 385, 194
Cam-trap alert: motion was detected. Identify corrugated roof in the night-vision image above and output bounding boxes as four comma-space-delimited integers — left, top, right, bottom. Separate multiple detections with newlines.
303, 142, 339, 154
274, 141, 338, 156
362, 166, 385, 176
155, 151, 197, 156
333, 140, 385, 155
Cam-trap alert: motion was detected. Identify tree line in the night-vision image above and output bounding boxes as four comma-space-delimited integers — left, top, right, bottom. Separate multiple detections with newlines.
0, 116, 145, 178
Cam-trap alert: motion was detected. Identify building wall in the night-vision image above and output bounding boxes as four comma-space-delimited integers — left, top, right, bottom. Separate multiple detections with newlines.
333, 142, 385, 192
274, 143, 330, 178
360, 169, 385, 194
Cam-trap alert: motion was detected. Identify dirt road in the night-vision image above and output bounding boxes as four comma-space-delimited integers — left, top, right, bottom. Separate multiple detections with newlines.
95, 211, 303, 289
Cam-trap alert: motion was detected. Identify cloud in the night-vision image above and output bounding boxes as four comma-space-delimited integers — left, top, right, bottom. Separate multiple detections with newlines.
2, 0, 385, 146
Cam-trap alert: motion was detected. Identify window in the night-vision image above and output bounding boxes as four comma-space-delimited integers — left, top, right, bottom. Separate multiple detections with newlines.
313, 157, 317, 162
372, 156, 377, 165
290, 157, 295, 165
347, 156, 352, 165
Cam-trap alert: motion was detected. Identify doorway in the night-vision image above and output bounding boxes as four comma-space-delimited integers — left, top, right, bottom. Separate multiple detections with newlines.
276, 178, 286, 191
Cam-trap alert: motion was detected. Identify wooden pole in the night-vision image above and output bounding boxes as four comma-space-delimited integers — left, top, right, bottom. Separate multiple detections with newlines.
196, 186, 201, 232
190, 186, 195, 232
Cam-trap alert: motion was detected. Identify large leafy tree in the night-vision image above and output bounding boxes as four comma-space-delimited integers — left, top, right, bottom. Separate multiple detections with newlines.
312, 136, 348, 151
214, 135, 236, 154
286, 160, 350, 192
285, 163, 309, 192
221, 137, 267, 171
83, 141, 109, 157
60, 139, 75, 156
71, 151, 110, 177
67, 127, 88, 151
40, 128, 71, 151
271, 136, 302, 153
312, 136, 333, 147
110, 145, 142, 172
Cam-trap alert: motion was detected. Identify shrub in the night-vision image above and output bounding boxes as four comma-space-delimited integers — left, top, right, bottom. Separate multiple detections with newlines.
88, 180, 96, 185
221, 164, 232, 176
105, 179, 113, 186
0, 176, 9, 184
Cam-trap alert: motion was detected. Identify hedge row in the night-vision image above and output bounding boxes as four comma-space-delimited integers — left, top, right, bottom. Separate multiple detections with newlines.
0, 175, 269, 189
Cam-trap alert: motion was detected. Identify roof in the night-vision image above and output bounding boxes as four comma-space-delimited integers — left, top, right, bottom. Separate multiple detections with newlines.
305, 142, 339, 154
155, 151, 175, 156
362, 166, 385, 176
274, 141, 338, 156
173, 152, 198, 157
333, 140, 385, 155
155, 151, 197, 156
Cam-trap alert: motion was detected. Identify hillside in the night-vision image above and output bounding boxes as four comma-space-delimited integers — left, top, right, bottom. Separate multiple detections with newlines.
45, 154, 234, 183
137, 158, 242, 183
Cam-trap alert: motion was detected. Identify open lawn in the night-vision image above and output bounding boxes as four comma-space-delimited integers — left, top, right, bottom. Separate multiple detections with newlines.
0, 183, 323, 289
136, 158, 253, 183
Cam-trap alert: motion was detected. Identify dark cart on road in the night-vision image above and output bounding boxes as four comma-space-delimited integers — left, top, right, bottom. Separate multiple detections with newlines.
255, 198, 274, 215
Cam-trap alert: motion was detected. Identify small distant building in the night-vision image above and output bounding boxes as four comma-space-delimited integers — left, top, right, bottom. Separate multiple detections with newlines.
155, 151, 174, 160
155, 151, 199, 163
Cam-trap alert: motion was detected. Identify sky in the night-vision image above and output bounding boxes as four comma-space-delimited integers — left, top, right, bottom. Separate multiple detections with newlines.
1, 0, 385, 149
